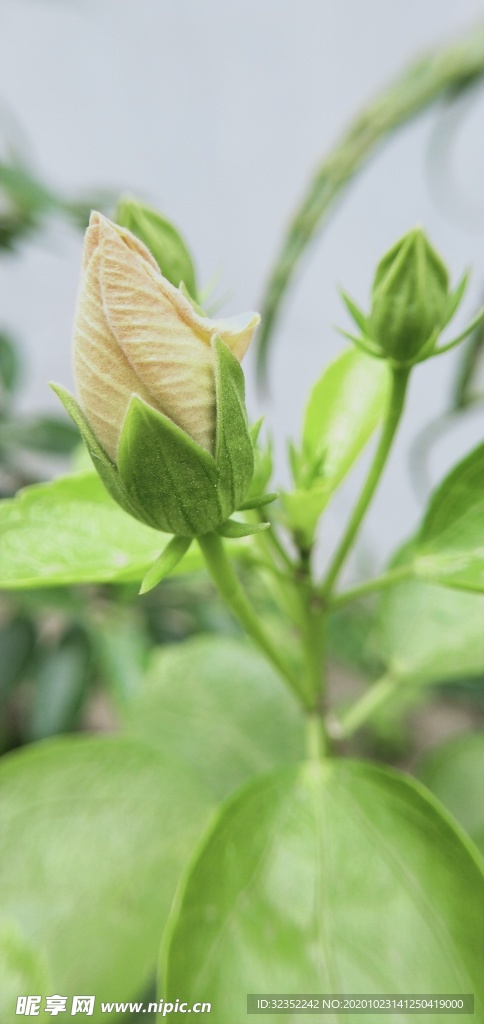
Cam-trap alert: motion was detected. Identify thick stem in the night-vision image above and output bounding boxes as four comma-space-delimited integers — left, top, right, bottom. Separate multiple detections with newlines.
338, 673, 399, 737
198, 532, 310, 708
321, 366, 410, 598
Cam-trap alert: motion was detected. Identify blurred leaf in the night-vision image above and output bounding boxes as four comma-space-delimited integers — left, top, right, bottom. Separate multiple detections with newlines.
413, 444, 484, 591
256, 26, 484, 380
94, 607, 150, 705
0, 616, 36, 702
1, 416, 81, 456
0, 737, 213, 1011
417, 733, 484, 852
283, 349, 388, 545
0, 333, 22, 396
124, 635, 304, 801
0, 919, 50, 1024
164, 761, 484, 1021
29, 626, 92, 740
372, 545, 484, 685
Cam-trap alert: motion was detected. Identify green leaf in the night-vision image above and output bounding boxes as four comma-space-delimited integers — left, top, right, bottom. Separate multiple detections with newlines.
0, 736, 213, 1009
2, 416, 80, 456
413, 443, 484, 590
140, 536, 192, 594
163, 761, 484, 1022
213, 336, 254, 513
123, 636, 304, 802
0, 919, 50, 1023
303, 348, 388, 483
118, 396, 221, 535
115, 196, 197, 298
29, 627, 92, 739
372, 546, 484, 685
284, 349, 388, 546
0, 471, 252, 589
0, 617, 36, 701
0, 472, 182, 588
418, 733, 484, 853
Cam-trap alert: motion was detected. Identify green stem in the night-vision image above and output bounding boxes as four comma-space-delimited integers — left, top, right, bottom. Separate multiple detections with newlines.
337, 673, 399, 737
198, 532, 310, 708
331, 564, 413, 608
305, 710, 327, 761
321, 366, 410, 598
256, 506, 294, 570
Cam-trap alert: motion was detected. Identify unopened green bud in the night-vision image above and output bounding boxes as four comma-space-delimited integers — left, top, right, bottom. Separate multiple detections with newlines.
115, 195, 198, 299
341, 227, 478, 367
368, 228, 449, 363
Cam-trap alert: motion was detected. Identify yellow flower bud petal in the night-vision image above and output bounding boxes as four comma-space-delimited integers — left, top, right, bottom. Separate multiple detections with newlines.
96, 215, 259, 454
97, 215, 217, 453
73, 227, 154, 461
74, 212, 260, 461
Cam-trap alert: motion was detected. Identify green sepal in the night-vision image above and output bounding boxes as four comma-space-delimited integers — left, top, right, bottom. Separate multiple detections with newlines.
213, 335, 254, 514
336, 328, 385, 359
115, 196, 197, 297
50, 383, 143, 522
339, 289, 369, 334
117, 396, 222, 536
441, 271, 469, 329
216, 518, 270, 538
139, 536, 192, 595
237, 492, 278, 511
249, 418, 264, 445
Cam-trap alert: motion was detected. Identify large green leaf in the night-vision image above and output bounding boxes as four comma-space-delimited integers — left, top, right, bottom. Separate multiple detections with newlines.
0, 472, 207, 588
0, 736, 213, 1014
124, 635, 304, 801
413, 443, 484, 591
283, 349, 388, 544
418, 733, 484, 853
163, 761, 483, 1023
0, 920, 50, 1023
372, 571, 484, 686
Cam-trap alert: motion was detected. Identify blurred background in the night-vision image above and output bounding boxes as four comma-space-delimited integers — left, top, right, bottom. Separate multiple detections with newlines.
1, 0, 484, 560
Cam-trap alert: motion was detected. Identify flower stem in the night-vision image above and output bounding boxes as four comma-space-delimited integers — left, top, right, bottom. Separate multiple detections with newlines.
330, 563, 413, 608
321, 366, 410, 598
305, 710, 327, 761
198, 531, 310, 708
337, 673, 399, 737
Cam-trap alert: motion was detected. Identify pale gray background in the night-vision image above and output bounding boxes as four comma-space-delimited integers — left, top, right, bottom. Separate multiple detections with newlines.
1, 0, 484, 570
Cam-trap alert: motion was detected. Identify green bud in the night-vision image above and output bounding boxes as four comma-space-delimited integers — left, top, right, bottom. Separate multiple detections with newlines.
367, 228, 449, 363
115, 195, 198, 298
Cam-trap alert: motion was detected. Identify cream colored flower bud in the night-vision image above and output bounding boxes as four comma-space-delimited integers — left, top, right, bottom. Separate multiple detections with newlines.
73, 212, 259, 460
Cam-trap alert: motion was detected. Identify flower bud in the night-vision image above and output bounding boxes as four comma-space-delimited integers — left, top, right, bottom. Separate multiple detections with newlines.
53, 212, 260, 537
367, 228, 449, 363
115, 196, 197, 299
